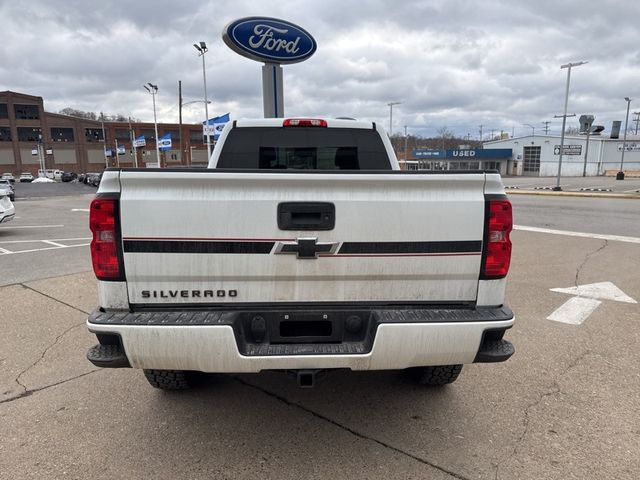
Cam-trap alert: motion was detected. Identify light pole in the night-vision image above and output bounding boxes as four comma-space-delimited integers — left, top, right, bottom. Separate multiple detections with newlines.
404, 125, 408, 161
387, 101, 401, 137
194, 41, 212, 162
144, 83, 161, 168
618, 97, 632, 180
522, 124, 535, 138
100, 112, 108, 168
554, 61, 587, 191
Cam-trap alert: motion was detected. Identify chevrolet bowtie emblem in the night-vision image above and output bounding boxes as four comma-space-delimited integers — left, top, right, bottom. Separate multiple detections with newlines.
274, 238, 339, 259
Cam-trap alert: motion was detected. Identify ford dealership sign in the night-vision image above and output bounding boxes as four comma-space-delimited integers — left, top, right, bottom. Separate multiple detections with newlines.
223, 17, 317, 64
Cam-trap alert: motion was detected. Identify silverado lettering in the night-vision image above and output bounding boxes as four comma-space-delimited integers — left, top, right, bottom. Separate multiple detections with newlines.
141, 290, 238, 299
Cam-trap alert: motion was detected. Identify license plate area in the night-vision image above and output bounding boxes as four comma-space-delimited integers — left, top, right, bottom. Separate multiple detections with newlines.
235, 310, 374, 354
271, 313, 343, 344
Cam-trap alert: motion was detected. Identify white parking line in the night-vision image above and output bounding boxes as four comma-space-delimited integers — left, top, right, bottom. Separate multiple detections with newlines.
42, 240, 68, 248
0, 243, 90, 255
514, 225, 640, 244
0, 224, 64, 229
0, 237, 91, 244
0, 246, 12, 254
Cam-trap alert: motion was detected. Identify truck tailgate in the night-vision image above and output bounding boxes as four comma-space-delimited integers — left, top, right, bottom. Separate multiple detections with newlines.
118, 171, 487, 305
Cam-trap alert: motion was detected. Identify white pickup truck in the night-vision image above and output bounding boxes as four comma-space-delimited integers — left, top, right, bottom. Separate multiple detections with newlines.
87, 118, 514, 390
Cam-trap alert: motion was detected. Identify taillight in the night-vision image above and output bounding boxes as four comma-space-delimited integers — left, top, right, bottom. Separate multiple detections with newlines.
90, 197, 122, 280
283, 118, 327, 127
481, 198, 512, 279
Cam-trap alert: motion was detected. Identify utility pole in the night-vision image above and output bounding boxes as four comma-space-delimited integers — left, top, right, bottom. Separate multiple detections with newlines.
582, 116, 594, 177
633, 112, 640, 135
618, 97, 632, 180
100, 112, 108, 168
129, 117, 138, 168
490, 129, 495, 141
387, 102, 401, 137
554, 60, 587, 191
404, 125, 408, 160
178, 80, 183, 165
542, 121, 551, 135
143, 83, 161, 168
479, 124, 483, 141
194, 42, 211, 162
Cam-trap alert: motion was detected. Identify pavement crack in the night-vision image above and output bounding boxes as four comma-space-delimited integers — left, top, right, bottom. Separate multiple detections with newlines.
13, 320, 86, 395
233, 377, 470, 480
2, 285, 91, 404
494, 349, 594, 480
1, 370, 101, 405
574, 240, 608, 287
19, 283, 91, 315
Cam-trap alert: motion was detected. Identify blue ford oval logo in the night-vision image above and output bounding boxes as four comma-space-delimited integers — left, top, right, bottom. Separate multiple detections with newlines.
223, 17, 317, 64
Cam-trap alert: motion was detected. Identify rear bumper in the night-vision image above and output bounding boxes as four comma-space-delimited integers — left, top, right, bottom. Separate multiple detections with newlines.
87, 306, 514, 372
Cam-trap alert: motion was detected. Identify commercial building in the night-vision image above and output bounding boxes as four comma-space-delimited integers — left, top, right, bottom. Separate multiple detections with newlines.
399, 148, 512, 175
484, 134, 640, 176
0, 90, 211, 174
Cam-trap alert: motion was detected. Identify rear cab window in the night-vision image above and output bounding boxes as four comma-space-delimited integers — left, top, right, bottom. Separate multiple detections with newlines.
216, 127, 391, 170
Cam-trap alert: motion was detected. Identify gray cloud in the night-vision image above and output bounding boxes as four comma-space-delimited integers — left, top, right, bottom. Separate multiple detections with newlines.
1, 0, 639, 138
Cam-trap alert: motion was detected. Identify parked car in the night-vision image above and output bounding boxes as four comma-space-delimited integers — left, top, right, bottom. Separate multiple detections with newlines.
1, 172, 15, 183
19, 172, 34, 183
90, 172, 102, 187
0, 179, 15, 201
83, 172, 100, 184
0, 192, 15, 224
77, 173, 86, 183
38, 169, 63, 181
61, 172, 78, 182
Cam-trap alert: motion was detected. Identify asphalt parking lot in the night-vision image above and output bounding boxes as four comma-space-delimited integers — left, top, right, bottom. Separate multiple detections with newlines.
1, 183, 639, 479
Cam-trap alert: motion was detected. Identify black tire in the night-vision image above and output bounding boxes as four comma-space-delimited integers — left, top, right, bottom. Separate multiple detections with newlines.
143, 369, 193, 390
10, 195, 15, 202
406, 364, 463, 386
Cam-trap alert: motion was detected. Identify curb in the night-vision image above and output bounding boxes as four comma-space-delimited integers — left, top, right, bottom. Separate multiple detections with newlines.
506, 190, 640, 199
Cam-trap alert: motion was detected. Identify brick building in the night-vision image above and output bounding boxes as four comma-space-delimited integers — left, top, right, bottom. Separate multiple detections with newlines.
0, 90, 211, 174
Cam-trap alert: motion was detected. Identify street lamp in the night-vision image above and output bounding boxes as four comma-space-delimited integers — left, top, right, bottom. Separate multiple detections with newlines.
194, 41, 212, 162
143, 83, 161, 168
522, 124, 535, 138
618, 97, 632, 180
387, 101, 401, 137
554, 61, 587, 191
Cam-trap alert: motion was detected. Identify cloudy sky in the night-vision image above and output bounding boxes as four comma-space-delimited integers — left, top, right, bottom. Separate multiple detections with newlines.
1, 0, 639, 139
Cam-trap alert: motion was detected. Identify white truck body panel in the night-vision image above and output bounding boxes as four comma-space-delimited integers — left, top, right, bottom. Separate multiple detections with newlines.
117, 171, 486, 305
89, 319, 514, 372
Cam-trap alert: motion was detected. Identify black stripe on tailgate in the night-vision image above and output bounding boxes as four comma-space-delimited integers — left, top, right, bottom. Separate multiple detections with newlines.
123, 240, 275, 254
338, 240, 482, 255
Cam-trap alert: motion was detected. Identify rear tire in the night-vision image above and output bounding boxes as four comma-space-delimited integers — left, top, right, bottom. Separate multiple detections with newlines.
143, 369, 193, 390
406, 364, 463, 386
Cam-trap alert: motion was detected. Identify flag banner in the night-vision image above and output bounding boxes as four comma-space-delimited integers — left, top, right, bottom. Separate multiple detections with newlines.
203, 113, 230, 138
117, 144, 126, 155
134, 135, 146, 147
158, 133, 172, 151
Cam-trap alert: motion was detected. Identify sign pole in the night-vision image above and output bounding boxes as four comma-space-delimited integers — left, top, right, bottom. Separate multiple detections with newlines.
262, 63, 284, 118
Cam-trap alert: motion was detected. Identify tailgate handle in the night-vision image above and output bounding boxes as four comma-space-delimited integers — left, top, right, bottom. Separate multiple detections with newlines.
278, 202, 335, 230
